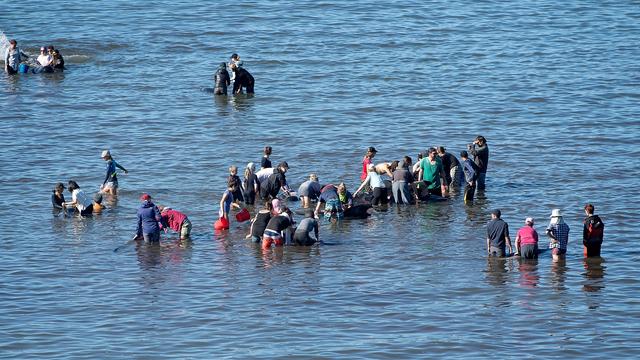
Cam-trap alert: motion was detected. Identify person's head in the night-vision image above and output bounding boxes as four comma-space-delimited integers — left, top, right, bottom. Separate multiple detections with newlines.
525, 217, 534, 226
140, 193, 152, 202
52, 49, 60, 56
93, 193, 103, 205
9, 39, 17, 49
310, 173, 318, 182
101, 149, 111, 161
491, 209, 501, 219
337, 182, 346, 194
367, 164, 375, 173
47, 45, 54, 54
278, 161, 289, 173
264, 146, 272, 156
53, 182, 65, 193
549, 209, 564, 224
244, 162, 255, 178
67, 180, 80, 192
229, 165, 238, 176
230, 53, 239, 61
403, 155, 412, 167
219, 62, 227, 70
417, 152, 423, 160
389, 160, 399, 172
460, 150, 469, 160
40, 47, 46, 54
474, 136, 486, 146
264, 200, 273, 211
584, 203, 594, 215
229, 62, 238, 71
366, 146, 377, 159
437, 146, 447, 156
428, 147, 437, 160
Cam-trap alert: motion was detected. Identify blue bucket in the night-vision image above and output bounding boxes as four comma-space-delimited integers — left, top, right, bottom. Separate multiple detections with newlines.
18, 63, 29, 73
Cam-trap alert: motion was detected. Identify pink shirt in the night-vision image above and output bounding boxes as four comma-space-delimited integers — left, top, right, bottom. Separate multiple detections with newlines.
517, 225, 538, 245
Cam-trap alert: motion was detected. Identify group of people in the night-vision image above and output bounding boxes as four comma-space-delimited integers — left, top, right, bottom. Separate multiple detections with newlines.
51, 139, 605, 260
486, 205, 605, 262
4, 39, 65, 75
213, 53, 255, 95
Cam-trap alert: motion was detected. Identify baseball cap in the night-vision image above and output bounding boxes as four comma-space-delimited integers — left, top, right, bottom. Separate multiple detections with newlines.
101, 150, 110, 158
140, 193, 151, 201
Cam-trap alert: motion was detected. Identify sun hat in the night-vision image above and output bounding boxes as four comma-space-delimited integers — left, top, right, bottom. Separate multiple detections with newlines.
550, 209, 562, 218
101, 150, 111, 158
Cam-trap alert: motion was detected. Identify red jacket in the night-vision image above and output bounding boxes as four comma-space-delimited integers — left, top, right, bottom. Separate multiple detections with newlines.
160, 208, 188, 232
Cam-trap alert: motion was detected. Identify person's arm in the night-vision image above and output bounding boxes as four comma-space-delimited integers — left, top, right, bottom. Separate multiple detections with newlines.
546, 226, 557, 242
383, 165, 393, 178
314, 201, 322, 218
354, 176, 370, 196
115, 161, 128, 174
505, 224, 512, 254
514, 232, 521, 255
486, 236, 490, 253
51, 194, 63, 209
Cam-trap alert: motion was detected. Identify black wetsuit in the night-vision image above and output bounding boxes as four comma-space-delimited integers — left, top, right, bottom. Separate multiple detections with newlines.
232, 68, 255, 94
214, 68, 230, 95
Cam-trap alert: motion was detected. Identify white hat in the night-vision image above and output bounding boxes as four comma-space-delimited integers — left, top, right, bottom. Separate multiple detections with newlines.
525, 217, 534, 225
101, 150, 111, 158
550, 209, 562, 218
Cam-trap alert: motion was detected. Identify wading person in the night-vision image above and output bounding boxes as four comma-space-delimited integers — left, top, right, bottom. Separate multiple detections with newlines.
418, 147, 448, 197
242, 162, 259, 206
293, 209, 319, 246
100, 150, 128, 195
159, 206, 192, 240
486, 209, 512, 257
515, 217, 539, 259
230, 62, 254, 94
468, 135, 489, 190
64, 180, 94, 216
4, 39, 28, 75
354, 164, 388, 206
298, 173, 322, 209
437, 146, 461, 190
136, 193, 162, 242
583, 203, 604, 257
460, 150, 479, 203
546, 209, 570, 262
51, 182, 66, 210
213, 62, 231, 95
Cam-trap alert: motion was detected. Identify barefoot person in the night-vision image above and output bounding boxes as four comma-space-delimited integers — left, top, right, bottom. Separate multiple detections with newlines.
100, 150, 128, 195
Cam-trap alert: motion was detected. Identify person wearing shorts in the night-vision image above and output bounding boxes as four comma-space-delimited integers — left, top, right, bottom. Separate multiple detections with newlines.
547, 209, 570, 262
315, 184, 345, 220
298, 173, 322, 209
262, 212, 291, 250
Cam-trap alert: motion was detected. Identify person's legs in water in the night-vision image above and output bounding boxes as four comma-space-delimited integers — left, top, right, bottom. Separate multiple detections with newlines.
521, 244, 538, 259
180, 219, 192, 239
477, 172, 486, 190
464, 182, 475, 203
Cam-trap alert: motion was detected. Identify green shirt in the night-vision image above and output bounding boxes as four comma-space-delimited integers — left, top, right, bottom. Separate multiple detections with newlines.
420, 157, 443, 189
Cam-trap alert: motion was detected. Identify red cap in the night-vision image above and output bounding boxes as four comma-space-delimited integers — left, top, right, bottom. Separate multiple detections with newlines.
140, 193, 151, 201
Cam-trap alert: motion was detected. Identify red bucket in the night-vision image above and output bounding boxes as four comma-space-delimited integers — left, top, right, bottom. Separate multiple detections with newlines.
235, 208, 250, 222
214, 217, 230, 230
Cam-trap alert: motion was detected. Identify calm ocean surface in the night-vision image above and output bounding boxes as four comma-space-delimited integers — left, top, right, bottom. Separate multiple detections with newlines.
1, 1, 639, 358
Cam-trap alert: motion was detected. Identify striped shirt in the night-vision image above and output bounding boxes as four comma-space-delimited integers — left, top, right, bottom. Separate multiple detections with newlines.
547, 222, 570, 250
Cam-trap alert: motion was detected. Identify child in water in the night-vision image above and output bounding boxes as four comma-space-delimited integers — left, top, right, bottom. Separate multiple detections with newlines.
228, 165, 244, 204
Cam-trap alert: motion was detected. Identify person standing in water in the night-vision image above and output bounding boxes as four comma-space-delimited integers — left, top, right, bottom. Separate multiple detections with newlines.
515, 217, 539, 259
136, 193, 162, 242
4, 39, 28, 75
261, 146, 272, 169
546, 209, 570, 262
298, 173, 322, 209
437, 146, 461, 189
242, 162, 259, 206
583, 203, 604, 257
361, 147, 377, 182
460, 150, 479, 203
486, 209, 512, 257
468, 136, 489, 190
100, 150, 128, 195
158, 206, 192, 240
230, 62, 254, 94
418, 147, 448, 197
64, 180, 94, 216
213, 62, 230, 95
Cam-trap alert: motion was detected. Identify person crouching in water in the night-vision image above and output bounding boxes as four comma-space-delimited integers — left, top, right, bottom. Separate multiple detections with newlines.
52, 182, 66, 210
230, 62, 255, 94
64, 180, 93, 216
315, 184, 344, 221
158, 206, 192, 240
515, 217, 539, 259
262, 205, 292, 250
354, 164, 388, 206
136, 193, 162, 242
100, 150, 128, 196
213, 62, 230, 95
293, 209, 319, 246
246, 201, 273, 243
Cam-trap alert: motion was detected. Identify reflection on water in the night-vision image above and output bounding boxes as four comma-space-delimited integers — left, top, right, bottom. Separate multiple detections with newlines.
582, 257, 606, 293
550, 259, 568, 291
517, 258, 539, 289
485, 257, 508, 287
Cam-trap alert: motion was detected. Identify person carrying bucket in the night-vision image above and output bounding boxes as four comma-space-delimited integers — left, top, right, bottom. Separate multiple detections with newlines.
215, 180, 241, 230
4, 39, 29, 75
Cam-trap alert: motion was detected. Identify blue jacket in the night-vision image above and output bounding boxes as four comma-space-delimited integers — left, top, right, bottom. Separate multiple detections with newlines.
136, 201, 161, 236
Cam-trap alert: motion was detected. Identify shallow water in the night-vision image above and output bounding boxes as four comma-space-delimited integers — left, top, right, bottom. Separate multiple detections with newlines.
1, 1, 640, 358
